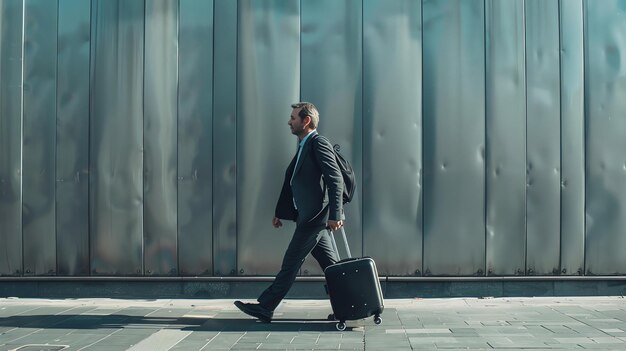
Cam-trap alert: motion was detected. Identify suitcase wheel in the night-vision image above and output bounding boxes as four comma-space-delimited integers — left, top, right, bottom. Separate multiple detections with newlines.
327, 313, 335, 321
336, 321, 347, 331
374, 315, 382, 325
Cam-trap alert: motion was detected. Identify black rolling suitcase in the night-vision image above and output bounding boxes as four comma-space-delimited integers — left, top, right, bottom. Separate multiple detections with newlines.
324, 227, 384, 331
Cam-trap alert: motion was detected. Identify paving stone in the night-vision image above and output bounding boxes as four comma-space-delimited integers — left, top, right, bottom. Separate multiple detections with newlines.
238, 333, 271, 342
600, 328, 624, 333
544, 325, 581, 334
169, 339, 213, 350
123, 329, 190, 350
230, 343, 263, 349
364, 345, 410, 350
591, 337, 624, 344
96, 333, 148, 346
553, 337, 595, 344
81, 346, 132, 351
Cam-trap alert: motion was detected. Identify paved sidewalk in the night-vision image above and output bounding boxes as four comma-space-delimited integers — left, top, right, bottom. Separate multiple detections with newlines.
0, 296, 625, 350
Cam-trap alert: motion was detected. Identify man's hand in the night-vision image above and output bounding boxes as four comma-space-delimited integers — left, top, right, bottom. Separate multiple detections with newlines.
327, 219, 343, 231
272, 217, 283, 228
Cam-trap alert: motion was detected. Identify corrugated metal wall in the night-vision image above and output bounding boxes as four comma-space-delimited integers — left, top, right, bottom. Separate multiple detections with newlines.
0, 0, 624, 277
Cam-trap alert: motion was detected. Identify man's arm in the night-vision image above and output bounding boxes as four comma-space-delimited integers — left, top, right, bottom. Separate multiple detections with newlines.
313, 136, 344, 223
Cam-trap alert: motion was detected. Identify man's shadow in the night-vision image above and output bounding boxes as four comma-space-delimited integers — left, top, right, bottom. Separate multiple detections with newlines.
0, 314, 349, 332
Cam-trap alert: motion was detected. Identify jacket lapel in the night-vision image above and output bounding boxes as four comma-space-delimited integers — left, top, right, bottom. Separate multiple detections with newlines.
292, 131, 317, 179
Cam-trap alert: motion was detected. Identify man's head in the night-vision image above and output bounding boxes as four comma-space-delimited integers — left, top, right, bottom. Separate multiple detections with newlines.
289, 102, 319, 139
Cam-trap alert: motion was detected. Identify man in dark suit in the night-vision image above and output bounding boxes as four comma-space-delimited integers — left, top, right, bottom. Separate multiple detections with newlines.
234, 102, 344, 322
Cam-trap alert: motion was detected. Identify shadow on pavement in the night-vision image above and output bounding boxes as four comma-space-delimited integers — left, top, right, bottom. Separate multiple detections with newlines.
0, 315, 346, 332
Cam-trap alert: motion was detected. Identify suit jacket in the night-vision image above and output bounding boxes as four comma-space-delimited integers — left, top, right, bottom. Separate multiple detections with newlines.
275, 132, 344, 227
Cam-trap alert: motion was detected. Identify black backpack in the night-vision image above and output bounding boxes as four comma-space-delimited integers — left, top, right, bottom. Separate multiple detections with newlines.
313, 135, 356, 204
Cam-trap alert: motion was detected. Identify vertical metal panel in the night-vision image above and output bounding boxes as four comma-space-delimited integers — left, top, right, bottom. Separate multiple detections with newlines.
0, 0, 24, 276
300, 0, 362, 275
56, 0, 90, 275
90, 0, 144, 275
485, 0, 526, 276
237, 0, 300, 275
423, 0, 486, 276
525, 0, 561, 275
144, 0, 178, 276
362, 0, 422, 276
560, 0, 585, 276
212, 0, 236, 276
22, 0, 58, 275
585, 0, 626, 275
178, 0, 213, 276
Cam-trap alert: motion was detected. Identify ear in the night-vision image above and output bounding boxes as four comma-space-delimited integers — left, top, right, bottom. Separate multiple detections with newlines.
303, 115, 312, 128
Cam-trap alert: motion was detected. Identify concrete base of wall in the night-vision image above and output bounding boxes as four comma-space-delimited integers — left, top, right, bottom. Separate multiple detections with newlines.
1, 277, 625, 299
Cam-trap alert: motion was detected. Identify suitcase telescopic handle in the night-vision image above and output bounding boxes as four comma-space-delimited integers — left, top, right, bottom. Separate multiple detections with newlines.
328, 226, 352, 259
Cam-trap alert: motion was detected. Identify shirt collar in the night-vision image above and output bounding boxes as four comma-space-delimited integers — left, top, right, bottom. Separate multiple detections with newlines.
299, 129, 317, 147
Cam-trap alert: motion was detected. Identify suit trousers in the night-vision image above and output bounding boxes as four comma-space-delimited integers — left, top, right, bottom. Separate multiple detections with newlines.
257, 224, 339, 311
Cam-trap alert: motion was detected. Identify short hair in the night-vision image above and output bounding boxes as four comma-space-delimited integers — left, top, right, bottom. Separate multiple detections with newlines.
291, 102, 319, 129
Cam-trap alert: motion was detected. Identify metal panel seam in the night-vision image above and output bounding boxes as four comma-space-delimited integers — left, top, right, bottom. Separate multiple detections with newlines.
420, 0, 425, 276
558, 0, 563, 274
232, 0, 236, 275
21, 0, 26, 277
483, 0, 487, 276
299, 0, 301, 102
55, 0, 60, 275
581, 0, 587, 275
361, 0, 364, 258
522, 0, 528, 275
143, 0, 147, 276
177, 0, 181, 276
87, 0, 93, 276
210, 0, 215, 275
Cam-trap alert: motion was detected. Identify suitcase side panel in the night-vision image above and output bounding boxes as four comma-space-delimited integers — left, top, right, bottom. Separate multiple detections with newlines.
324, 257, 384, 321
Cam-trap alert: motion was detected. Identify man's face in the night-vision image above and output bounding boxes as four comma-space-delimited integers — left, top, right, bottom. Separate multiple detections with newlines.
288, 108, 309, 136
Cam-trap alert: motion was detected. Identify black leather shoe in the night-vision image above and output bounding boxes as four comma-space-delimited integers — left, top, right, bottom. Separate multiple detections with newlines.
234, 301, 273, 323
